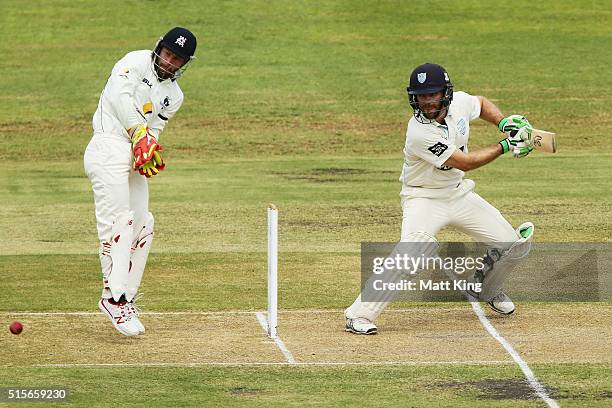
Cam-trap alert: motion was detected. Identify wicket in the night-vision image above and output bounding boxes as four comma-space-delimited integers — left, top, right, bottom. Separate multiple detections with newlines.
267, 204, 278, 338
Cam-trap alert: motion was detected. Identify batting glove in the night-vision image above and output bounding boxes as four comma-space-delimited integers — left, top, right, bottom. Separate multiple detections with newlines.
498, 114, 532, 134
499, 127, 533, 157
129, 124, 163, 169
512, 143, 534, 158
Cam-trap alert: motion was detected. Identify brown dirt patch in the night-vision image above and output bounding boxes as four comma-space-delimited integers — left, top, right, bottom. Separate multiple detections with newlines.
434, 379, 555, 400
273, 167, 396, 183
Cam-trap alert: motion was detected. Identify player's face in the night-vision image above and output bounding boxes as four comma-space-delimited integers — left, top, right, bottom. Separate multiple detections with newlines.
416, 91, 444, 119
156, 48, 187, 79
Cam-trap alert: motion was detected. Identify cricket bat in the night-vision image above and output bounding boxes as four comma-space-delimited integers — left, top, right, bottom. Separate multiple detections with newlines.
531, 129, 557, 153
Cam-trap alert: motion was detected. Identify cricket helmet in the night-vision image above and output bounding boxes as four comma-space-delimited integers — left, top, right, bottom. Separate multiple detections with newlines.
407, 63, 453, 122
153, 27, 197, 80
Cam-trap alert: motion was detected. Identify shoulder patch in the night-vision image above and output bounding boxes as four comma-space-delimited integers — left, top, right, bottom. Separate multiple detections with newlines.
143, 102, 153, 115
457, 118, 467, 135
428, 142, 449, 157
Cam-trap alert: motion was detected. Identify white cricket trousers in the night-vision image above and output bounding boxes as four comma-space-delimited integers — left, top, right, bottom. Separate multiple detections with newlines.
346, 179, 520, 321
83, 133, 149, 243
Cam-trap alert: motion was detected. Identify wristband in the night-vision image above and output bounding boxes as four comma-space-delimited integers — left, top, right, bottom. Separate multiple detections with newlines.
499, 139, 510, 154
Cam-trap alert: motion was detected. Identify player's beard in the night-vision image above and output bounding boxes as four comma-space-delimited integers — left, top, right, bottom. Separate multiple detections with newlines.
155, 63, 173, 80
154, 55, 179, 80
422, 105, 448, 124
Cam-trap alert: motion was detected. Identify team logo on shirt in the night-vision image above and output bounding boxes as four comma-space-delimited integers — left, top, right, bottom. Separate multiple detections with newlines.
417, 72, 427, 83
160, 96, 170, 109
438, 146, 464, 170
428, 142, 449, 157
457, 118, 467, 135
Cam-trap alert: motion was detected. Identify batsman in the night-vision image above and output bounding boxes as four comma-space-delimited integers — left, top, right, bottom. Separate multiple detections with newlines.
345, 63, 535, 335
84, 27, 197, 336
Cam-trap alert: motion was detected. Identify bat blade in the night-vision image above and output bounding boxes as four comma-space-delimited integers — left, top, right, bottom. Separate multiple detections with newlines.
531, 129, 557, 153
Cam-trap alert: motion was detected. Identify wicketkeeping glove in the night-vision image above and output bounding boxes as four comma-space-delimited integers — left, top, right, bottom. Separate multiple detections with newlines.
138, 150, 166, 178
498, 114, 532, 134
129, 124, 163, 169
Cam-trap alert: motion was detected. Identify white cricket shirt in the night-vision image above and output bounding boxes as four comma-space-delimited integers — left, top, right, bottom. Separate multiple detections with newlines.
399, 91, 481, 198
92, 50, 184, 141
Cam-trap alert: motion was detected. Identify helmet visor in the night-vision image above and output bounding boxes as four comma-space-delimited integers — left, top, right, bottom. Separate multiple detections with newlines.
153, 47, 191, 80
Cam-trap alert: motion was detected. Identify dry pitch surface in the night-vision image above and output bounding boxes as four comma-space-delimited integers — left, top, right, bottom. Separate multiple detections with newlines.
3, 304, 610, 368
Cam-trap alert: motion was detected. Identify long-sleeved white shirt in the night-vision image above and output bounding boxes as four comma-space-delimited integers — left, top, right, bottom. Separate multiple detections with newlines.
92, 50, 184, 141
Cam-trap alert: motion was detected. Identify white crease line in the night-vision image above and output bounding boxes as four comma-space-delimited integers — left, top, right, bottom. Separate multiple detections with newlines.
470, 301, 559, 408
1, 308, 459, 316
2, 311, 259, 316
255, 312, 296, 365
28, 360, 513, 368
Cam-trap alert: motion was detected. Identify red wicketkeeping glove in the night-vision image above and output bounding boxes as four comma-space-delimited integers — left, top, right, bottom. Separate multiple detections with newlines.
138, 150, 166, 178
129, 125, 163, 169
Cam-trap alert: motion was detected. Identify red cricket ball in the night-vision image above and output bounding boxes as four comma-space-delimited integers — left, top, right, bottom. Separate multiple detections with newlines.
9, 321, 23, 335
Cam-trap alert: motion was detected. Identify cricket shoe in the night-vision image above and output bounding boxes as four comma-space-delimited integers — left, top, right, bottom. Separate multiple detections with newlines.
345, 318, 378, 335
128, 294, 145, 334
98, 298, 141, 337
465, 269, 485, 300
487, 292, 515, 315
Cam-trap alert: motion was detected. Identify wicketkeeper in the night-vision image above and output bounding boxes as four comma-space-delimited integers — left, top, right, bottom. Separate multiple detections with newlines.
84, 27, 197, 336
345, 63, 535, 334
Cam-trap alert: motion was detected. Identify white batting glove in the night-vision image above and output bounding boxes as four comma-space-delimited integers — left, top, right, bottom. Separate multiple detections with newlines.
512, 142, 533, 158
499, 127, 533, 157
498, 115, 532, 134
510, 127, 533, 158
510, 126, 532, 144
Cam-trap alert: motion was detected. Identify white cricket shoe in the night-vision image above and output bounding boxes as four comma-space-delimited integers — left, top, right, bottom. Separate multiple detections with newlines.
128, 294, 145, 334
346, 318, 378, 335
127, 302, 145, 333
487, 292, 515, 315
98, 298, 141, 337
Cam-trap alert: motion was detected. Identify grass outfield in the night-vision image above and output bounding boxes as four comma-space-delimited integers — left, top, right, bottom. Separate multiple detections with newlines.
0, 365, 610, 407
1, 0, 611, 407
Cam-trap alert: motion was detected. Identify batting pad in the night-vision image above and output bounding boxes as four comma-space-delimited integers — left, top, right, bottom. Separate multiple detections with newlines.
479, 222, 535, 301
346, 232, 440, 322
